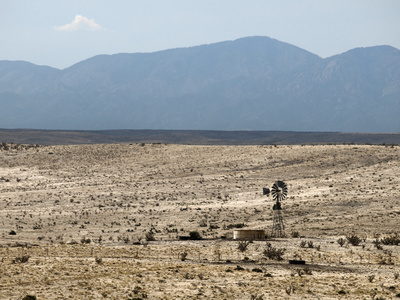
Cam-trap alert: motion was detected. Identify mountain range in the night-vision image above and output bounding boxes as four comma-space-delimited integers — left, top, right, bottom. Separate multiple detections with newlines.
1, 36, 399, 132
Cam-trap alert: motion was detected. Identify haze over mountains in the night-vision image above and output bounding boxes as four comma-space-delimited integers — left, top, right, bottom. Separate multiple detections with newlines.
1, 36, 399, 132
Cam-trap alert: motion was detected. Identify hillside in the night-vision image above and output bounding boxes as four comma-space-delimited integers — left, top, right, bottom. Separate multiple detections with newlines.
1, 36, 399, 132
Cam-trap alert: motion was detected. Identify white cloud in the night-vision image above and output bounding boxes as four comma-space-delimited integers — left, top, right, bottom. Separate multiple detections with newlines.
55, 15, 102, 31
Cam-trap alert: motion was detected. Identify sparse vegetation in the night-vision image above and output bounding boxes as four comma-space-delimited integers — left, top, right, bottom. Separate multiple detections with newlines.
380, 234, 400, 245
337, 237, 346, 247
80, 237, 91, 244
285, 285, 295, 295
180, 251, 188, 261
291, 231, 300, 238
237, 241, 250, 252
234, 265, 245, 271
252, 268, 263, 273
300, 240, 319, 249
263, 243, 286, 261
199, 219, 207, 227
304, 267, 312, 275
0, 143, 399, 299
145, 231, 155, 241
250, 294, 264, 300
373, 238, 383, 250
346, 234, 362, 246
227, 223, 247, 229
95, 257, 103, 264
13, 255, 30, 264
189, 231, 202, 240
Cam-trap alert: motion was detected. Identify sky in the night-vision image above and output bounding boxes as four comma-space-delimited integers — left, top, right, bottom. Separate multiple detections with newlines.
1, 0, 400, 69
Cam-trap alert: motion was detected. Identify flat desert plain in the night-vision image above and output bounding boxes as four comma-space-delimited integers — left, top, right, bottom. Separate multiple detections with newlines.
0, 143, 399, 299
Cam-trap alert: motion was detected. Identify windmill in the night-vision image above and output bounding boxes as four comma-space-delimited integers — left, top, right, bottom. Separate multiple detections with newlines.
263, 181, 288, 237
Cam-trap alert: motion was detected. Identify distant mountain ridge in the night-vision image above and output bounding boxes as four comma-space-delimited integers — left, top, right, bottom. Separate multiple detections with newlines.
2, 129, 400, 146
1, 36, 399, 132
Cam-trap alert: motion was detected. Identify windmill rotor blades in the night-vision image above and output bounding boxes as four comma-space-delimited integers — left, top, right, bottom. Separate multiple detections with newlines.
271, 181, 287, 201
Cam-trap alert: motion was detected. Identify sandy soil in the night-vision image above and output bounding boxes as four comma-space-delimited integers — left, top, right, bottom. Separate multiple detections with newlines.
0, 143, 399, 299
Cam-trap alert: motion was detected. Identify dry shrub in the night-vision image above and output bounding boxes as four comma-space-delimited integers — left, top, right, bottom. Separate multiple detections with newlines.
145, 231, 155, 241
252, 268, 263, 273
95, 257, 102, 264
189, 231, 202, 240
13, 255, 30, 264
80, 237, 91, 244
227, 223, 247, 229
237, 241, 250, 252
373, 238, 383, 250
380, 234, 400, 245
180, 251, 188, 261
346, 234, 362, 246
291, 231, 300, 238
263, 243, 286, 260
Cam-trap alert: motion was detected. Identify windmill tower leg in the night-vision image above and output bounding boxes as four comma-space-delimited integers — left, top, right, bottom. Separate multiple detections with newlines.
271, 209, 285, 238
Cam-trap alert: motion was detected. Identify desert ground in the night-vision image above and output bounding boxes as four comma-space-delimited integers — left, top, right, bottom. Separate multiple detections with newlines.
0, 142, 399, 299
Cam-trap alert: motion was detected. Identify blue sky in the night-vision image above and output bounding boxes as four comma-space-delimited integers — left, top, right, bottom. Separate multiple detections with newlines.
1, 0, 399, 69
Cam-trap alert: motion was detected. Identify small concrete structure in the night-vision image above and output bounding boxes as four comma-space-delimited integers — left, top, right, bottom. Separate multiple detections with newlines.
233, 229, 265, 241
